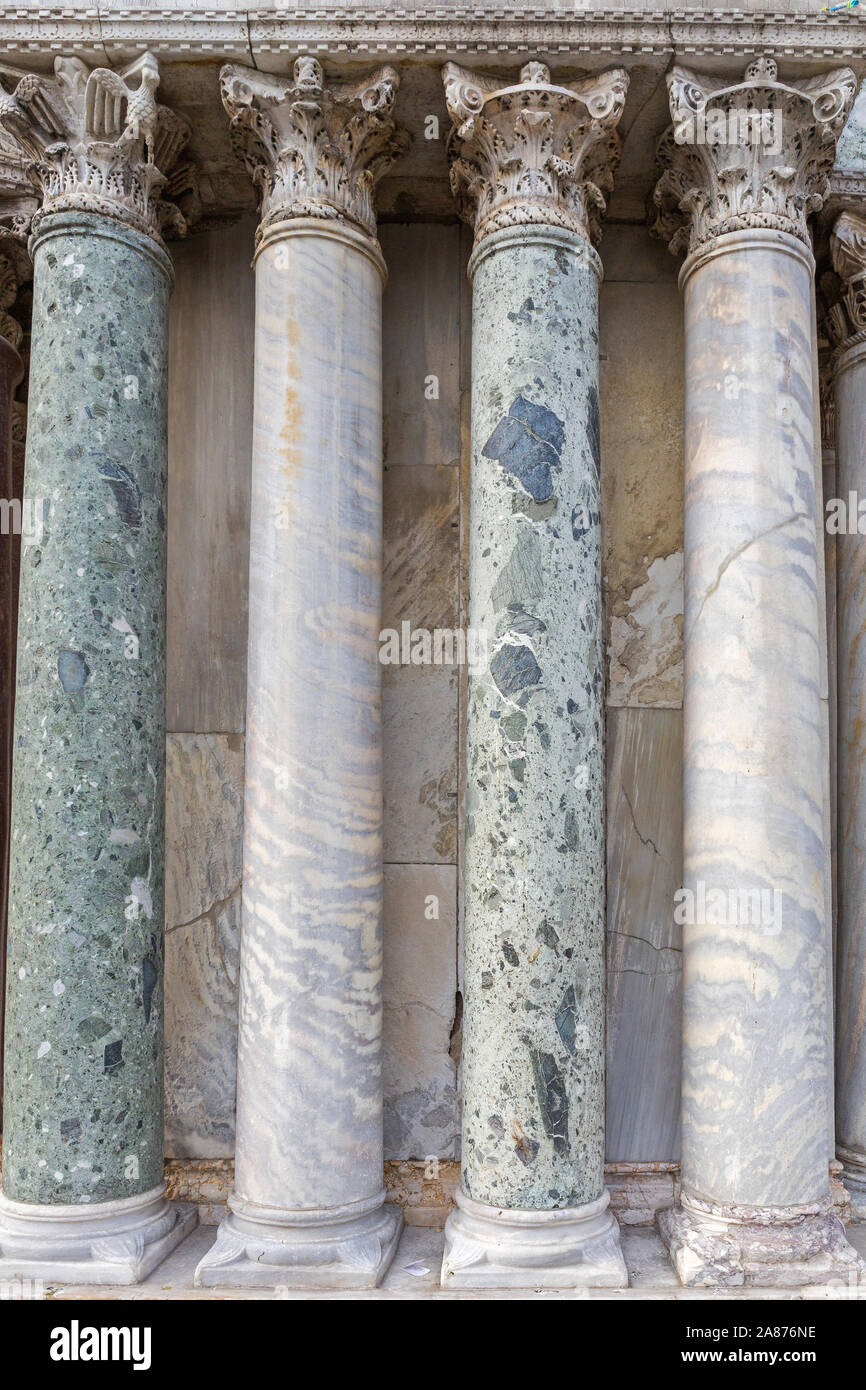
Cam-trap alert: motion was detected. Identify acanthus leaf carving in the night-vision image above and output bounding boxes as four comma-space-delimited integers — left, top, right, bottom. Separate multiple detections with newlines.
219, 55, 407, 241
828, 210, 866, 352
652, 55, 857, 257
442, 60, 628, 248
0, 52, 198, 244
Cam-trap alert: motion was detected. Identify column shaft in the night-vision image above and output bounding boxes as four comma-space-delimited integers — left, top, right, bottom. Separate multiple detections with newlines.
440, 59, 628, 1289
0, 51, 198, 1284
653, 54, 863, 1287
195, 56, 404, 1290
0, 324, 23, 1108
0, 213, 193, 1281
831, 209, 866, 1214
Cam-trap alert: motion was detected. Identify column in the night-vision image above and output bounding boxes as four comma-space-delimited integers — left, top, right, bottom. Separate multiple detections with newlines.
0, 54, 197, 1283
440, 60, 628, 1289
828, 210, 866, 1220
195, 56, 405, 1290
0, 233, 25, 1093
653, 55, 863, 1286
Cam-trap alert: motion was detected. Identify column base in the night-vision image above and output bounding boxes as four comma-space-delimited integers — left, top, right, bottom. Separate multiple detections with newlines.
0, 1184, 197, 1286
658, 1191, 866, 1288
194, 1189, 403, 1289
837, 1152, 866, 1222
441, 1188, 628, 1289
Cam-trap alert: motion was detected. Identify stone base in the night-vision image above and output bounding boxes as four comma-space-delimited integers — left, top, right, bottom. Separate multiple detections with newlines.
0, 1184, 197, 1286
658, 1194, 866, 1288
840, 1163, 866, 1223
441, 1188, 628, 1289
194, 1190, 403, 1289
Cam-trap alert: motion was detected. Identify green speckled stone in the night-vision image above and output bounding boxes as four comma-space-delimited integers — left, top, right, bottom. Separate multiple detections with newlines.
2, 212, 171, 1205
462, 225, 606, 1210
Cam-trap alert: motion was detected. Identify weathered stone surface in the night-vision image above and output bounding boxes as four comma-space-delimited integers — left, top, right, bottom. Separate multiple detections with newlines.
163, 733, 243, 1160
3, 213, 172, 1206
383, 462, 459, 632
383, 666, 458, 866
383, 864, 458, 1161
166, 215, 254, 736
600, 268, 684, 709
606, 707, 682, 1163
381, 223, 461, 472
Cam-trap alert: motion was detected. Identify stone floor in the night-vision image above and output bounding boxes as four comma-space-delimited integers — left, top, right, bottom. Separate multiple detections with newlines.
45, 1220, 866, 1301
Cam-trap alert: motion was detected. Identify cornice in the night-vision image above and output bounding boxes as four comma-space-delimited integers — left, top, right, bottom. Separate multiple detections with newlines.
0, 10, 864, 66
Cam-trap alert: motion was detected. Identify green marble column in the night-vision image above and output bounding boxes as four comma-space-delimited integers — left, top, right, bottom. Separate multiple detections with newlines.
0, 53, 197, 1284
440, 60, 628, 1289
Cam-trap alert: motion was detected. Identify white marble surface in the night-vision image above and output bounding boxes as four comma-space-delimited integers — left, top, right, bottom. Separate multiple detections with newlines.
834, 335, 866, 1190
196, 220, 401, 1288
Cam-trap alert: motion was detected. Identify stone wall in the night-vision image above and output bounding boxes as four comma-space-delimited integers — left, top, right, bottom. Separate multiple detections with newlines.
162, 212, 686, 1167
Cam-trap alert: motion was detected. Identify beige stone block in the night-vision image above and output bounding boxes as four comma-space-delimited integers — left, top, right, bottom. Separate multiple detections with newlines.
380, 223, 461, 470
164, 733, 245, 1158
167, 216, 255, 735
383, 462, 460, 632
383, 864, 459, 1161
600, 280, 684, 708
384, 665, 458, 865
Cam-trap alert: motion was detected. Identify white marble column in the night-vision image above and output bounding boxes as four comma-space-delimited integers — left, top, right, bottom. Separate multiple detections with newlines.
653, 55, 863, 1286
439, 61, 628, 1289
195, 57, 405, 1290
828, 210, 866, 1220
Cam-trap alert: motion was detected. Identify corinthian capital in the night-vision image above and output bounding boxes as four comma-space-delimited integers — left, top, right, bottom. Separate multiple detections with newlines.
828, 211, 866, 351
0, 53, 196, 243
219, 56, 406, 240
443, 61, 627, 247
652, 55, 856, 257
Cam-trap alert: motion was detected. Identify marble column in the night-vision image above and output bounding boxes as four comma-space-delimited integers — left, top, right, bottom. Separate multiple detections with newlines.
439, 61, 628, 1288
0, 54, 198, 1283
0, 234, 25, 1106
828, 210, 866, 1221
653, 55, 863, 1286
195, 57, 405, 1290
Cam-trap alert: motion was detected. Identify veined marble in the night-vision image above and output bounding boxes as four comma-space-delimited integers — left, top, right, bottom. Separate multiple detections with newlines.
440, 59, 628, 1290
195, 55, 405, 1290
830, 211, 866, 1219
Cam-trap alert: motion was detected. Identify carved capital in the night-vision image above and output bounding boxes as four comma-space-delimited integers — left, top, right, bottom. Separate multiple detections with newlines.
0, 238, 28, 350
652, 55, 856, 257
828, 211, 866, 353
443, 61, 627, 247
0, 53, 196, 244
219, 56, 406, 241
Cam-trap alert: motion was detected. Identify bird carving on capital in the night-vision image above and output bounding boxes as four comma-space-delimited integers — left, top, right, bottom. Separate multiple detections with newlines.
84, 52, 160, 163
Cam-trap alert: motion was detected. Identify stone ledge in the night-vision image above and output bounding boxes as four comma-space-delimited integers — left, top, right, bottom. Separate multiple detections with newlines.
0, 9, 864, 64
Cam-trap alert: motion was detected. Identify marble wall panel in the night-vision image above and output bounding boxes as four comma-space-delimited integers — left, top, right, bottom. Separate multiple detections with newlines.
164, 733, 244, 1158
383, 864, 459, 1160
166, 215, 255, 736
605, 706, 683, 1162
600, 242, 685, 710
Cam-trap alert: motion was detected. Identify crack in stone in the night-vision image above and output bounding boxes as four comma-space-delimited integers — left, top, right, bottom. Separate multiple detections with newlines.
685, 512, 804, 645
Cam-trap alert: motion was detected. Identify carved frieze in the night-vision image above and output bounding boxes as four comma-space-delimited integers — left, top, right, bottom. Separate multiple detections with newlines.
828, 211, 866, 353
